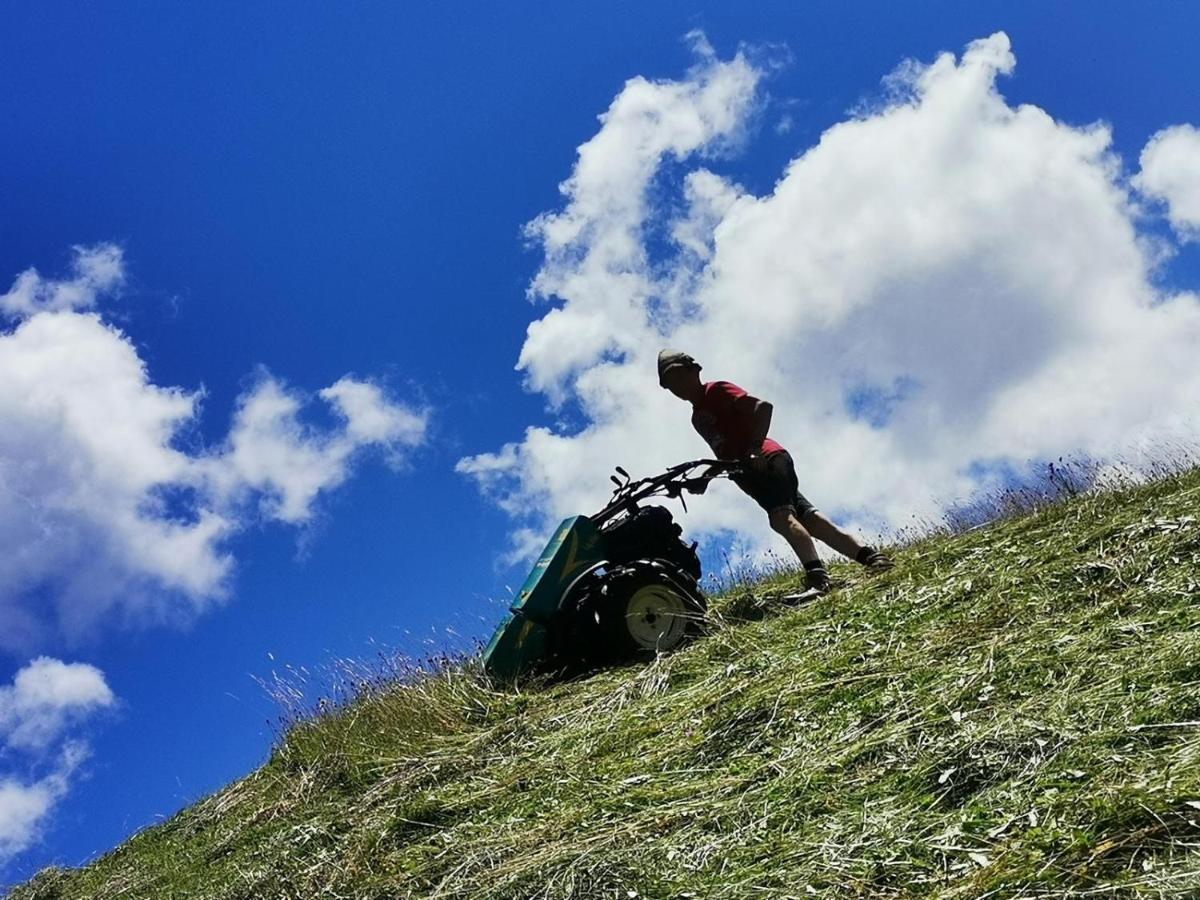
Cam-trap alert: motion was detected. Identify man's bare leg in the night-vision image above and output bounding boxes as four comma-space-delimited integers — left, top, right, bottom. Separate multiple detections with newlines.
803, 509, 895, 571
768, 507, 821, 564
801, 510, 864, 560
768, 507, 834, 592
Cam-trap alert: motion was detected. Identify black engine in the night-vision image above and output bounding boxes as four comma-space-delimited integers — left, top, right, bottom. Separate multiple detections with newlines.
598, 504, 701, 582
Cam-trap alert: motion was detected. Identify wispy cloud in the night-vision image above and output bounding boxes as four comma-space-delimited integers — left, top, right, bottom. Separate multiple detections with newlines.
204, 374, 428, 526
0, 659, 114, 863
0, 244, 124, 319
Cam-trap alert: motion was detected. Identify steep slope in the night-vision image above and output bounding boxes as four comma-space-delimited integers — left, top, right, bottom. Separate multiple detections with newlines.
13, 468, 1200, 899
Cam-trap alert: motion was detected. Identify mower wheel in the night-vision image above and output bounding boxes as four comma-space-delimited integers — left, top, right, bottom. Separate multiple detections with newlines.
565, 563, 706, 665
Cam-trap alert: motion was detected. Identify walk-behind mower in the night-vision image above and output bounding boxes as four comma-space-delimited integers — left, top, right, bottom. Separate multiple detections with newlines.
482, 458, 742, 681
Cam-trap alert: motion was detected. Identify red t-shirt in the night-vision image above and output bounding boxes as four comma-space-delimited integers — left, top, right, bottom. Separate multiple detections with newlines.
690, 380, 785, 459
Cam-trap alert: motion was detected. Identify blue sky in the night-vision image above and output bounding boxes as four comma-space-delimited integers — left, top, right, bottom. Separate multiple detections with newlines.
2, 1, 1199, 885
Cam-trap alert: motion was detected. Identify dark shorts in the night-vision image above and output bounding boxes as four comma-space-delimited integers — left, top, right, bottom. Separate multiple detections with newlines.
729, 450, 817, 519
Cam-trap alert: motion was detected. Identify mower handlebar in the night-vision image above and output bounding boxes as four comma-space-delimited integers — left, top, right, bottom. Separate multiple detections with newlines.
590, 458, 746, 525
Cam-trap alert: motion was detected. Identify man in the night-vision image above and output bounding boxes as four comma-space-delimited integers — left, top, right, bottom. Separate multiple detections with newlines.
658, 348, 893, 594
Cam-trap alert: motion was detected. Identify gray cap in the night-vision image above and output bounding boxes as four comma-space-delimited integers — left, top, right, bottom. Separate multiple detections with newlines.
657, 348, 701, 386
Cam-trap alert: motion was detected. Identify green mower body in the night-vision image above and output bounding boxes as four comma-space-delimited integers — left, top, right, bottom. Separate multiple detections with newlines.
482, 459, 737, 681
482, 515, 604, 680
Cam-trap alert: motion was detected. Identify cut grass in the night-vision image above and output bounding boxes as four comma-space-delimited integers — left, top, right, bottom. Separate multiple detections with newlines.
12, 467, 1200, 898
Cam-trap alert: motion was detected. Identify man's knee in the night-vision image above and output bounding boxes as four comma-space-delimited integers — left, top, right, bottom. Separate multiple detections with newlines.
768, 506, 801, 534
801, 509, 828, 532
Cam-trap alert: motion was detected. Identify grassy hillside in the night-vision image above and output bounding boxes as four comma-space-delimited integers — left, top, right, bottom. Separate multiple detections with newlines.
14, 467, 1200, 899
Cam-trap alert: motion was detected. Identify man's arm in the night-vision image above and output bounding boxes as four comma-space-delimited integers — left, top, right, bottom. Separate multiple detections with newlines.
729, 391, 772, 457
746, 398, 773, 456
709, 382, 773, 458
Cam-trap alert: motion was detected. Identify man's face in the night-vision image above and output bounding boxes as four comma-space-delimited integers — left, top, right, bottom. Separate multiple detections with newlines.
662, 366, 699, 400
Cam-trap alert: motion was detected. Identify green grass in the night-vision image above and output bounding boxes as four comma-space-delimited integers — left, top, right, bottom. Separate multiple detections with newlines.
13, 467, 1200, 898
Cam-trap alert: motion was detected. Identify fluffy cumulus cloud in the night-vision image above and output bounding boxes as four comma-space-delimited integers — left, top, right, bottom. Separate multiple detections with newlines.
1135, 124, 1200, 240
518, 31, 761, 404
0, 246, 429, 653
459, 33, 1200, 566
0, 659, 113, 863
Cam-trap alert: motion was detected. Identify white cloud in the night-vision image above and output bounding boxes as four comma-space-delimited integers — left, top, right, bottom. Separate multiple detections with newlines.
320, 377, 428, 447
0, 246, 430, 653
518, 32, 762, 405
204, 374, 427, 525
0, 244, 124, 319
459, 33, 1200, 568
0, 767, 69, 865
1135, 124, 1200, 240
0, 658, 114, 752
0, 661, 109, 864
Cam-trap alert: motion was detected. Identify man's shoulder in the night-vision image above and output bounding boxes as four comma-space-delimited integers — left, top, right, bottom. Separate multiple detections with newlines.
703, 380, 746, 398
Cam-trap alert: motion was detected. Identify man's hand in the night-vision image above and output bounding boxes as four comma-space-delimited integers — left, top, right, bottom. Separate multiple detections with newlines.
739, 449, 766, 475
